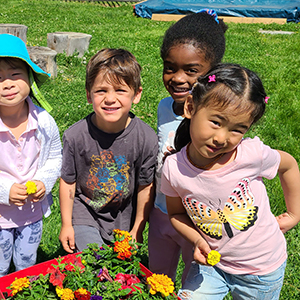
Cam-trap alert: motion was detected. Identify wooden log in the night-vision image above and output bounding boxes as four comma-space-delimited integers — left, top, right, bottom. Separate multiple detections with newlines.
0, 24, 28, 42
47, 32, 92, 57
27, 46, 57, 78
151, 14, 286, 24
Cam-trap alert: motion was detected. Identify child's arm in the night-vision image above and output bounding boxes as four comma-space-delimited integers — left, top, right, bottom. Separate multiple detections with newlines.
31, 112, 62, 202
129, 183, 155, 244
166, 195, 212, 265
59, 178, 76, 253
276, 150, 300, 233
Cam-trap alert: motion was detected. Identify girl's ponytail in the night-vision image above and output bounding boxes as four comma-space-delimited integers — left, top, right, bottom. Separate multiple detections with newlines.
174, 118, 191, 151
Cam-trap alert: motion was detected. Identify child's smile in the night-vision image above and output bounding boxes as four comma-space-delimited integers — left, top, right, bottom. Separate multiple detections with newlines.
86, 72, 142, 134
163, 44, 211, 108
0, 60, 30, 109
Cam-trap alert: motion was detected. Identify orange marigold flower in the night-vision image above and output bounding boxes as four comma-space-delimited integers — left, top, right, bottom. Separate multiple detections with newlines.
10, 277, 30, 296
147, 273, 174, 297
114, 239, 132, 260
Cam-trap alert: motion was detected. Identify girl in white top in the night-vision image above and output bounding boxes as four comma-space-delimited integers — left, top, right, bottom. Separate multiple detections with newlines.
161, 63, 300, 299
0, 34, 62, 276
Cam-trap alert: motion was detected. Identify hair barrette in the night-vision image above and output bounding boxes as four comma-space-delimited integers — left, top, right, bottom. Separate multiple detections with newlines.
197, 9, 219, 24
189, 82, 199, 94
264, 96, 270, 104
208, 75, 216, 82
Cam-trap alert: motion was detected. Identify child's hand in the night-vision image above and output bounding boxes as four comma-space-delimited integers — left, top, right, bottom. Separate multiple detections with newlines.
59, 225, 76, 253
129, 229, 143, 244
28, 180, 46, 203
193, 238, 213, 265
276, 212, 299, 233
9, 183, 28, 206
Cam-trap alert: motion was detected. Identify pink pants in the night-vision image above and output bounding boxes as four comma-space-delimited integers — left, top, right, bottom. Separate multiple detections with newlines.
148, 207, 193, 285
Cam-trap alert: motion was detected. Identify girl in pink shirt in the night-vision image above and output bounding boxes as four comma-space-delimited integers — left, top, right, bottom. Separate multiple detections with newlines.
0, 34, 62, 277
161, 63, 300, 299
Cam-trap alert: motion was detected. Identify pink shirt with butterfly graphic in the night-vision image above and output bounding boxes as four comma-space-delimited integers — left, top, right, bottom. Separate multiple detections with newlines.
161, 136, 287, 275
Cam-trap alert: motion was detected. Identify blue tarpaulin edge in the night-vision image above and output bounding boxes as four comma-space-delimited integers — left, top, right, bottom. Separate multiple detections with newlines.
134, 0, 300, 23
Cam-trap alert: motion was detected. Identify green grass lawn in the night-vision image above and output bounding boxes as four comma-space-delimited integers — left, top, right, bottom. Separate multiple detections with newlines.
1, 0, 300, 297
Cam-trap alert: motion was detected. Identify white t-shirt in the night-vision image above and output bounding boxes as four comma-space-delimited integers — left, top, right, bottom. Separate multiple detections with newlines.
155, 97, 183, 214
161, 137, 287, 275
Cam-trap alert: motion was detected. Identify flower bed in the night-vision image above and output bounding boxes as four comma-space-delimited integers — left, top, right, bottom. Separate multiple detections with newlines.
0, 230, 180, 300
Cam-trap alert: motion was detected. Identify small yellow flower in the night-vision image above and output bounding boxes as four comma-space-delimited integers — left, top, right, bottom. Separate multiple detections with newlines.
207, 250, 221, 266
25, 181, 37, 194
113, 229, 132, 240
10, 277, 30, 296
56, 286, 64, 297
81, 259, 86, 265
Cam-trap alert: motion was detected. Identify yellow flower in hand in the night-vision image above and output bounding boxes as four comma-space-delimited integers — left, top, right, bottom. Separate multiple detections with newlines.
207, 250, 221, 266
25, 181, 37, 194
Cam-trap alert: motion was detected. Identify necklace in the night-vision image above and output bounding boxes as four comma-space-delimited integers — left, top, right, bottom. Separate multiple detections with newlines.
186, 142, 225, 170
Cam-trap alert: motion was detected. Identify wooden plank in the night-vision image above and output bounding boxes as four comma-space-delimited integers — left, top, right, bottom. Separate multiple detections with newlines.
151, 13, 286, 24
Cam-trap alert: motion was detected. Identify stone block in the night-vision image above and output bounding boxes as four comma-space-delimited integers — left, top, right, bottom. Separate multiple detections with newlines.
47, 32, 92, 57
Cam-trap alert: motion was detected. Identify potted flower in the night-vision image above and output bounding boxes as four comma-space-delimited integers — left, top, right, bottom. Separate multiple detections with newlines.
1, 229, 179, 300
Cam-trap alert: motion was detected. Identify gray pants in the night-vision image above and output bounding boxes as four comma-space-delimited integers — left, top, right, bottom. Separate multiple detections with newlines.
73, 225, 105, 251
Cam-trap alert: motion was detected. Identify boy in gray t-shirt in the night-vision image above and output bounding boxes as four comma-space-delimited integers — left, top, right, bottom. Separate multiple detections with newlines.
59, 48, 158, 253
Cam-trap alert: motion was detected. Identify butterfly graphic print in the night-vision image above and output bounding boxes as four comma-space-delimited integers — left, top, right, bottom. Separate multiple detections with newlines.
183, 178, 258, 239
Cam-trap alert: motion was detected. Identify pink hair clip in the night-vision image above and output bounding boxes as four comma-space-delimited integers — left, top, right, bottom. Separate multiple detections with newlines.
264, 96, 270, 104
208, 75, 216, 82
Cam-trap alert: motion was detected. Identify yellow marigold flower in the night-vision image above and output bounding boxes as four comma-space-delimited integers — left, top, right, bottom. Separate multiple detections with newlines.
207, 250, 221, 266
25, 181, 37, 194
61, 288, 74, 300
10, 277, 30, 296
56, 286, 64, 297
76, 287, 88, 295
147, 273, 174, 297
113, 229, 132, 240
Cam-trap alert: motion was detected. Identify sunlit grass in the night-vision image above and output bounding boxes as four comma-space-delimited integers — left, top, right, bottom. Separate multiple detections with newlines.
1, 1, 300, 297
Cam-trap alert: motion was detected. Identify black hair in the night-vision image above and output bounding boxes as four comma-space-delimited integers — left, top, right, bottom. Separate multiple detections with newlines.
161, 12, 227, 66
175, 63, 267, 151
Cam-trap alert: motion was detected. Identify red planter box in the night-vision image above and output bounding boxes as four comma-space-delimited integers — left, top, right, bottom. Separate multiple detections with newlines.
0, 255, 179, 299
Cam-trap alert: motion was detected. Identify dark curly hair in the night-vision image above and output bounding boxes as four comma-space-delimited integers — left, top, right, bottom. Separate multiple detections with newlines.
161, 12, 227, 66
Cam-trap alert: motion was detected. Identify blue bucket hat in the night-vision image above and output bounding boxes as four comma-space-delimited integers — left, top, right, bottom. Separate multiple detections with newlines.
0, 34, 52, 111
0, 34, 50, 85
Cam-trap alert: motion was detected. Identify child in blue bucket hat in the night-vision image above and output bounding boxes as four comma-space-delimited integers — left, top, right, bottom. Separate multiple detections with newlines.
0, 34, 62, 276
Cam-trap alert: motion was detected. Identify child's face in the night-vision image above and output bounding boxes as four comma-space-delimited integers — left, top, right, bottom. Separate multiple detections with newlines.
86, 71, 142, 133
185, 98, 252, 167
0, 59, 30, 108
163, 44, 211, 107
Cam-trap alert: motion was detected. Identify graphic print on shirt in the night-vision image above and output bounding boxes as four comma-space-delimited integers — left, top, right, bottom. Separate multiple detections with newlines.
86, 150, 130, 210
183, 178, 258, 239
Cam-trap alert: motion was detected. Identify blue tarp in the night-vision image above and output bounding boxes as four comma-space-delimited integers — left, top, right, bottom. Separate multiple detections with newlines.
134, 0, 300, 23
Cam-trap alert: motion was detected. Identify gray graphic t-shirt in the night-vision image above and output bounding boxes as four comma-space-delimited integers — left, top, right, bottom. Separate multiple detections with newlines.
61, 112, 158, 241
